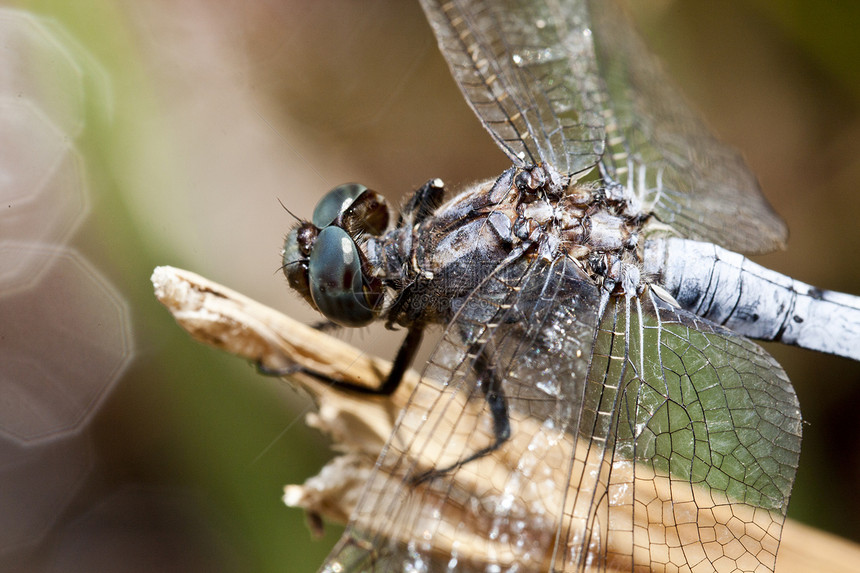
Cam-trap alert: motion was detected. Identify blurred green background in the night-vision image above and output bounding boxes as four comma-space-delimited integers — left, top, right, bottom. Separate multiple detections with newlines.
1, 1, 859, 571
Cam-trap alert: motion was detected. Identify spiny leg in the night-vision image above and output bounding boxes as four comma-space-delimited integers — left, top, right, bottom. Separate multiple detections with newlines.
399, 178, 445, 226
257, 325, 424, 397
413, 342, 511, 483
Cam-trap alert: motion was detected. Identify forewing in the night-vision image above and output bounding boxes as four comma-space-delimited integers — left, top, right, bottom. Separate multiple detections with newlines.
418, 0, 606, 176
419, 0, 787, 254
321, 253, 602, 571
562, 290, 801, 571
587, 0, 788, 253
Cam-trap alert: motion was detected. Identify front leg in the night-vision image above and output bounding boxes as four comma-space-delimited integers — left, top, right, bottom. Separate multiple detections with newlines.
258, 325, 424, 397
399, 178, 445, 227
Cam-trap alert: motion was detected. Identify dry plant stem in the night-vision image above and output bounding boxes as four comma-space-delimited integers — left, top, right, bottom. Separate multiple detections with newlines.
151, 265, 860, 573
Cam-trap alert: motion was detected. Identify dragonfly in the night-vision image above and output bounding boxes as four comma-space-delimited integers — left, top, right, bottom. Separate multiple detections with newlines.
280, 0, 860, 571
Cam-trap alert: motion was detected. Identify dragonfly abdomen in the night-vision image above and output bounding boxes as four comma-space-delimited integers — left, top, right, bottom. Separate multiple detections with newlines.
644, 237, 860, 360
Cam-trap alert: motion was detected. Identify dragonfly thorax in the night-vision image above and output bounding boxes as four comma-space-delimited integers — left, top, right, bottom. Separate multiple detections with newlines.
285, 164, 645, 331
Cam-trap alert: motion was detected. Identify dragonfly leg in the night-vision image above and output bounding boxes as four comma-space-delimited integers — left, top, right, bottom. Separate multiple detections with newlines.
256, 325, 424, 397
255, 320, 341, 377
413, 344, 511, 483
399, 178, 445, 225
373, 325, 424, 395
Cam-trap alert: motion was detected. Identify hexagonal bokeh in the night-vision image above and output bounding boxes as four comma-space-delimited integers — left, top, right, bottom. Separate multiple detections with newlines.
0, 100, 89, 284
0, 244, 134, 444
0, 8, 110, 138
0, 435, 92, 555
0, 8, 111, 286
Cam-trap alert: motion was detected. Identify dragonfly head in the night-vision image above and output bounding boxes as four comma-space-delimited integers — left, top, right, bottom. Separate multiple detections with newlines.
282, 183, 390, 327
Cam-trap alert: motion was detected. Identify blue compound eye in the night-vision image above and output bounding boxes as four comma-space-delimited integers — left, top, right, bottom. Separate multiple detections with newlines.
312, 183, 390, 236
308, 226, 380, 327
312, 183, 368, 229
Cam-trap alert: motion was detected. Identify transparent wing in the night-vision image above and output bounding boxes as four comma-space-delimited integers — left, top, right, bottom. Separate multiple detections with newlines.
418, 0, 607, 175
319, 3, 799, 568
320, 257, 801, 571
563, 288, 801, 571
322, 252, 602, 571
586, 0, 787, 254
420, 0, 788, 254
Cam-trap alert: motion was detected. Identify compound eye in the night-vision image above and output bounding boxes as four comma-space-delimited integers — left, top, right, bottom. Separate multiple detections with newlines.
308, 226, 379, 327
312, 183, 390, 236
282, 225, 316, 301
312, 183, 368, 229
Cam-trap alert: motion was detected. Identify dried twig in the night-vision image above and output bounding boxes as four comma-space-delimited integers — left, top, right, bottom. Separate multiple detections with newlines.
152, 265, 860, 572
